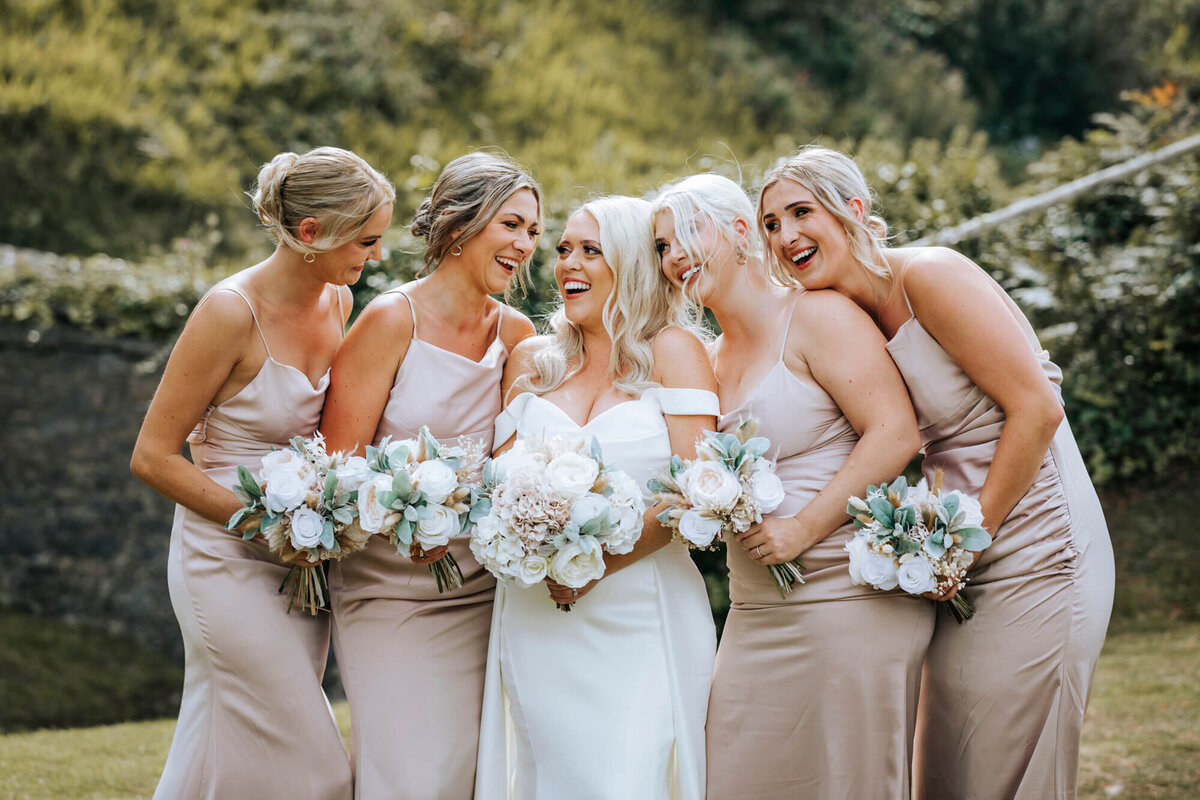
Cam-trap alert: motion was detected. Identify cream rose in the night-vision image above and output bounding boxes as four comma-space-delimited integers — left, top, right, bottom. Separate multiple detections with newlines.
748, 467, 785, 514
545, 452, 600, 500
357, 474, 398, 534
335, 456, 373, 493
845, 535, 870, 585
384, 438, 420, 465
288, 506, 325, 551
860, 552, 900, 590
260, 449, 309, 484
549, 536, 606, 588
490, 443, 539, 483
516, 554, 549, 586
569, 493, 610, 527
679, 509, 723, 547
264, 468, 307, 514
896, 555, 937, 595
414, 503, 459, 548
684, 462, 741, 513
412, 460, 458, 505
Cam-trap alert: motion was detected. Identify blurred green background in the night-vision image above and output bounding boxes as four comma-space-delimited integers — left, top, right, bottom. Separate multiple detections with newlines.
1, 2, 1198, 787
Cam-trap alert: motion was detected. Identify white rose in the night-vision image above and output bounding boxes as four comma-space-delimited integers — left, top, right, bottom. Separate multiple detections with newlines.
748, 468, 786, 514
260, 449, 309, 484
570, 493, 610, 527
896, 555, 937, 595
357, 474, 397, 534
860, 552, 900, 591
845, 535, 870, 585
288, 506, 326, 551
412, 460, 459, 505
944, 490, 984, 530
545, 452, 600, 500
414, 503, 460, 548
490, 443, 540, 483
516, 554, 549, 586
335, 456, 373, 493
678, 509, 723, 547
548, 536, 606, 588
605, 503, 643, 555
684, 462, 741, 513
264, 468, 308, 514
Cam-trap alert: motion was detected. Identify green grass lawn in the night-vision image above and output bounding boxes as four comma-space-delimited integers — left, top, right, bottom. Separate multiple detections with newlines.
1, 625, 1196, 799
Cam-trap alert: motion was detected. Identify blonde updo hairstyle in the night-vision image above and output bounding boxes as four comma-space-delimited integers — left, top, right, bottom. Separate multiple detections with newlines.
410, 151, 542, 291
518, 196, 704, 398
250, 146, 395, 257
757, 146, 891, 288
651, 173, 762, 305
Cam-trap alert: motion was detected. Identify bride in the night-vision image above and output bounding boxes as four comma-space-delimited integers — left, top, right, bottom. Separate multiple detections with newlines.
475, 195, 718, 799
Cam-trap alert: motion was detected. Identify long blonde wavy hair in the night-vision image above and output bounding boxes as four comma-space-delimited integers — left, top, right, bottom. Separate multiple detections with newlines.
757, 146, 892, 290
517, 196, 705, 398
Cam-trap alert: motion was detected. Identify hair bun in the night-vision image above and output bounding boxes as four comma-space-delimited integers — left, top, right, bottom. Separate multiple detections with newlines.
410, 198, 435, 238
252, 151, 300, 223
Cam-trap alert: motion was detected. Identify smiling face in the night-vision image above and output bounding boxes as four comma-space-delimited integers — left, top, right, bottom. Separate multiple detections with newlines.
455, 188, 541, 294
314, 201, 393, 285
759, 179, 858, 291
554, 210, 615, 331
653, 208, 731, 304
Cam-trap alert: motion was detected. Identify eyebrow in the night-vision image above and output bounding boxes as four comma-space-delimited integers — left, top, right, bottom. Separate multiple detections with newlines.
503, 213, 539, 227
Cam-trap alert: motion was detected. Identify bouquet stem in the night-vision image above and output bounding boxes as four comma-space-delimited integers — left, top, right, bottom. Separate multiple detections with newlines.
768, 558, 807, 599
555, 602, 572, 613
428, 551, 466, 593
279, 563, 329, 615
945, 592, 974, 623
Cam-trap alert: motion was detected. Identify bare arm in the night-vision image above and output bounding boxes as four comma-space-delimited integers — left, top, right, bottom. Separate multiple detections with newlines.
319, 292, 414, 455
904, 248, 1063, 536
549, 328, 718, 604
739, 291, 921, 564
130, 290, 255, 527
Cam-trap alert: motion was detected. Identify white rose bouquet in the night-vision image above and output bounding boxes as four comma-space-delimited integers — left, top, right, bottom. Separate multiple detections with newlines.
845, 470, 992, 622
226, 434, 372, 614
469, 436, 645, 612
649, 419, 805, 598
357, 427, 490, 593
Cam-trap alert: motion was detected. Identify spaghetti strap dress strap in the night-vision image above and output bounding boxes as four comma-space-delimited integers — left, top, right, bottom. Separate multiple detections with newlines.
211, 286, 273, 359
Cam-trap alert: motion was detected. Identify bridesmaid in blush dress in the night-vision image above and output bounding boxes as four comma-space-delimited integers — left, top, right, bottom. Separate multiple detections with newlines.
652, 174, 930, 799
130, 147, 394, 799
757, 146, 1115, 800
320, 152, 539, 800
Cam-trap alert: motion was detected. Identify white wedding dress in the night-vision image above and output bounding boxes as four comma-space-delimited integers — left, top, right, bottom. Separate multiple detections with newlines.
475, 387, 719, 800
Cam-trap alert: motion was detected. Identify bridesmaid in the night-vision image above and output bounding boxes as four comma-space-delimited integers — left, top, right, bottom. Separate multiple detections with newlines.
130, 146, 394, 799
319, 152, 539, 799
652, 173, 930, 799
757, 146, 1115, 799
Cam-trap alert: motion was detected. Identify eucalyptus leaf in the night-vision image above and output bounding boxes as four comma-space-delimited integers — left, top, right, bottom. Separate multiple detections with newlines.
669, 454, 684, 477
323, 471, 338, 503
958, 527, 993, 551
261, 512, 282, 531
392, 470, 413, 496
744, 436, 770, 457
657, 508, 672, 525
404, 506, 420, 522
378, 490, 399, 510
395, 517, 413, 545
332, 507, 354, 525
320, 520, 335, 549
469, 498, 492, 522
237, 465, 263, 499
923, 537, 947, 558
941, 493, 960, 522
226, 506, 250, 531
647, 478, 667, 494
868, 496, 895, 526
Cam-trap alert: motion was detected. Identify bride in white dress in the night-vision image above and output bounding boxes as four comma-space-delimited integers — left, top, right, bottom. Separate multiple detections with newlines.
475, 196, 719, 800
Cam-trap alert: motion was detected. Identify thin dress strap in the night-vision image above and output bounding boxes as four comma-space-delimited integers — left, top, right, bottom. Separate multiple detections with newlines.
381, 289, 419, 339
333, 285, 346, 340
777, 297, 799, 361
495, 304, 503, 339
213, 286, 272, 360
897, 273, 917, 318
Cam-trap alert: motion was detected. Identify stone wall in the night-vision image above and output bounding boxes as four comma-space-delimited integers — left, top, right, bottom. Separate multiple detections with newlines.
0, 325, 183, 659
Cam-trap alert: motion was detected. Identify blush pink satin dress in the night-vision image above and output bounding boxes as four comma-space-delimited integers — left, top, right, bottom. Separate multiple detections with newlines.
329, 290, 503, 800
155, 286, 352, 800
886, 289, 1114, 800
705, 303, 935, 800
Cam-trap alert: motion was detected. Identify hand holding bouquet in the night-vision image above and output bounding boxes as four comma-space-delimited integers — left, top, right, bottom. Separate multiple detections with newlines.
469, 436, 645, 612
845, 471, 992, 622
355, 427, 490, 593
227, 434, 373, 614
649, 420, 805, 598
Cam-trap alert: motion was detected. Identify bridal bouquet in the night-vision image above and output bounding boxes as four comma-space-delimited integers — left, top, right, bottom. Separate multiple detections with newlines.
648, 420, 805, 598
469, 436, 645, 612
227, 434, 373, 614
356, 428, 490, 593
845, 472, 992, 622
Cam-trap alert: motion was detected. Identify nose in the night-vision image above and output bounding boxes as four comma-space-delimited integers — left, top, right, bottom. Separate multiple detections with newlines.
514, 229, 534, 255
370, 240, 383, 260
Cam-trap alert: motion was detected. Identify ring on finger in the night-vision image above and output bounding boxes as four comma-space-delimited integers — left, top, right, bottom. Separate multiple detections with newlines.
754, 545, 762, 559
571, 588, 578, 597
